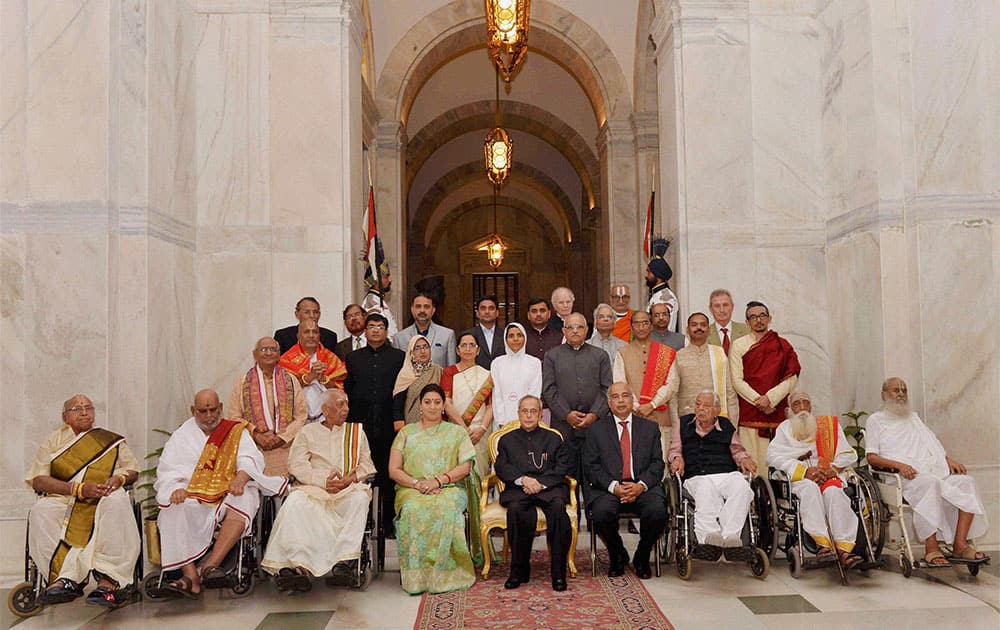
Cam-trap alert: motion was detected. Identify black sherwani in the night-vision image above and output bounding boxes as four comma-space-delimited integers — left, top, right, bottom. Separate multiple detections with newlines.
344, 342, 406, 533
495, 427, 571, 581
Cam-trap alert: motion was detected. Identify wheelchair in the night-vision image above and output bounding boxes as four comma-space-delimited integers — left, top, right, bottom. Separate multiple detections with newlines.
271, 477, 381, 592
142, 494, 278, 600
769, 467, 885, 580
8, 485, 144, 618
870, 466, 989, 578
663, 471, 776, 580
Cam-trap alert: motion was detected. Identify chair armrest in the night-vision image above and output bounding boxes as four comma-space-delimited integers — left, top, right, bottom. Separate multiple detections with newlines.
363, 473, 377, 486
769, 468, 788, 481
870, 465, 899, 474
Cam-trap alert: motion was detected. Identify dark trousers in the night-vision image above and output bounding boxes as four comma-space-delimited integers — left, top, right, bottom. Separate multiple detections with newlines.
369, 436, 395, 534
590, 485, 667, 566
503, 493, 571, 581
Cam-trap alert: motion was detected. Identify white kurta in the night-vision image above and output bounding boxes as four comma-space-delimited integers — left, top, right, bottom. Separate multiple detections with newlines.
490, 324, 542, 430
25, 426, 142, 587
866, 410, 988, 541
768, 419, 859, 550
262, 422, 376, 575
155, 418, 286, 570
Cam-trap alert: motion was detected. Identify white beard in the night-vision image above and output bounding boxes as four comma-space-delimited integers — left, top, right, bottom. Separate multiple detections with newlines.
884, 399, 911, 418
791, 411, 817, 442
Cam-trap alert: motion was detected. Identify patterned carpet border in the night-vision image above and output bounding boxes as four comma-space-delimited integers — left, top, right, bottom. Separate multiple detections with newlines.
414, 549, 673, 630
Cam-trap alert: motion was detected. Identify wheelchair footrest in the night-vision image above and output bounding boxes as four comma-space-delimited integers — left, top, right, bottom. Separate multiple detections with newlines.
722, 546, 755, 563
690, 544, 724, 562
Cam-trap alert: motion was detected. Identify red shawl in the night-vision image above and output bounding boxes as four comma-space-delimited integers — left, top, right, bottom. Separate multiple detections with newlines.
737, 330, 801, 434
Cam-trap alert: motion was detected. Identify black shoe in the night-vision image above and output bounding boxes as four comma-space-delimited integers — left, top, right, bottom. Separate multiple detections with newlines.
332, 560, 358, 578
40, 578, 84, 605
607, 560, 626, 578
552, 578, 567, 591
633, 562, 652, 579
504, 576, 523, 589
85, 585, 130, 608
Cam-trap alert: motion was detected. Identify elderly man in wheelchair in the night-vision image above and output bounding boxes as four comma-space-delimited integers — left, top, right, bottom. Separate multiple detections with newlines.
261, 389, 378, 591
767, 391, 870, 575
667, 390, 764, 570
866, 377, 989, 573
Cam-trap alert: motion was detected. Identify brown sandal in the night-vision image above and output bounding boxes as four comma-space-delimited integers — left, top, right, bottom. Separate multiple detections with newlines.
163, 576, 202, 599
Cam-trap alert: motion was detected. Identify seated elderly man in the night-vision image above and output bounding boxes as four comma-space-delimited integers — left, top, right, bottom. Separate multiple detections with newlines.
155, 389, 286, 598
27, 395, 141, 608
668, 390, 756, 548
279, 319, 348, 422
768, 392, 862, 567
866, 377, 989, 566
494, 395, 572, 591
229, 336, 308, 475
262, 389, 375, 591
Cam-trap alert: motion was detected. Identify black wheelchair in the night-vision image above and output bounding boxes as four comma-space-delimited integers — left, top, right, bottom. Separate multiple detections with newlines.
663, 471, 776, 580
8, 486, 144, 618
142, 494, 277, 600
769, 467, 885, 581
270, 477, 382, 592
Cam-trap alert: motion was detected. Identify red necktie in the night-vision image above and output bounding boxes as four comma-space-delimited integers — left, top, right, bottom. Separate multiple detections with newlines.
619, 421, 632, 480
721, 327, 730, 354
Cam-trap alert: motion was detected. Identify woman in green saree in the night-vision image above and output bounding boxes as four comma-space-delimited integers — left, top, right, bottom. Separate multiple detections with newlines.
389, 383, 476, 594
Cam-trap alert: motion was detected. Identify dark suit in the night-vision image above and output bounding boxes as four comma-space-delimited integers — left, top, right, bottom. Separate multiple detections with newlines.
274, 325, 337, 355
495, 426, 571, 581
333, 334, 365, 361
583, 414, 668, 569
461, 324, 505, 370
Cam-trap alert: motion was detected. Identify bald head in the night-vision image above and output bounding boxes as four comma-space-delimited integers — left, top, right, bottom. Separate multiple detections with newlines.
191, 389, 223, 434
298, 319, 321, 352
563, 312, 588, 347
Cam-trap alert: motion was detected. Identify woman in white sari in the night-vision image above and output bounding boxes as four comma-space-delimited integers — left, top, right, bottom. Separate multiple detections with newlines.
489, 323, 543, 431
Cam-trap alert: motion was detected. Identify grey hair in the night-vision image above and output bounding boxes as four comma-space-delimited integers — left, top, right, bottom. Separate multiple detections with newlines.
518, 394, 542, 409
697, 389, 721, 406
593, 303, 614, 319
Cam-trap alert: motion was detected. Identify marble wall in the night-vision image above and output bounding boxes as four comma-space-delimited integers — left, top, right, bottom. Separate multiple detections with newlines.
0, 0, 367, 582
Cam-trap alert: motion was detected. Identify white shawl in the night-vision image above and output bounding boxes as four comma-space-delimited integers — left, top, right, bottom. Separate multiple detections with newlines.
490, 323, 543, 428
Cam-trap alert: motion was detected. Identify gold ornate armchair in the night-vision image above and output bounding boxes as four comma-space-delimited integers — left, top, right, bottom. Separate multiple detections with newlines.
479, 420, 578, 579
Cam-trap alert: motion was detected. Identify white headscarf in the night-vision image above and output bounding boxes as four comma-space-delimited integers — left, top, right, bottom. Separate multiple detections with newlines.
489, 323, 542, 430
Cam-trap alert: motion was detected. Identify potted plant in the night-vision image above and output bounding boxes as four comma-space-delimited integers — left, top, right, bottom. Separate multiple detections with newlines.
136, 428, 173, 567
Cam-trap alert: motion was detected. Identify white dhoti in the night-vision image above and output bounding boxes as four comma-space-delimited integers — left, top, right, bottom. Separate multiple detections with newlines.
902, 473, 988, 542
684, 471, 753, 544
791, 479, 857, 551
28, 489, 140, 587
262, 485, 371, 575
157, 488, 260, 571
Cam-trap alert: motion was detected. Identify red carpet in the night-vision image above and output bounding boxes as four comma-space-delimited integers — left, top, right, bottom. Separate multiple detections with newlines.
414, 549, 673, 629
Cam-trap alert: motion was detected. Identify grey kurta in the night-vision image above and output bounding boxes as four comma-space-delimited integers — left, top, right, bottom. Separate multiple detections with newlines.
542, 343, 612, 444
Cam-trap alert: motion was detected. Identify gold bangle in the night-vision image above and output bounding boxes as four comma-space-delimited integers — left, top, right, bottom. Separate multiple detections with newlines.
117, 474, 128, 487
75, 483, 83, 499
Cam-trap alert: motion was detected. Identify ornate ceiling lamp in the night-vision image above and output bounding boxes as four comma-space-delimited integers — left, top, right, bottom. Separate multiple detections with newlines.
485, 0, 530, 82
484, 67, 512, 187
485, 190, 507, 269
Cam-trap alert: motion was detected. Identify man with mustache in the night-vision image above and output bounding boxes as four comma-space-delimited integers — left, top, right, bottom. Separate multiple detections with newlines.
767, 392, 862, 567
866, 377, 989, 567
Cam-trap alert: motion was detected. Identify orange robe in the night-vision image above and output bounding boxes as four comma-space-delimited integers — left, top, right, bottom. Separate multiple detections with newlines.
279, 343, 347, 389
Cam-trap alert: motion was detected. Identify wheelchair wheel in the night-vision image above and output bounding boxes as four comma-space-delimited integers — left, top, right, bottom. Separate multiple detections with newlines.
230, 568, 255, 598
750, 476, 778, 561
749, 548, 770, 579
854, 469, 887, 560
7, 582, 42, 618
676, 551, 692, 581
900, 554, 913, 578
968, 563, 980, 577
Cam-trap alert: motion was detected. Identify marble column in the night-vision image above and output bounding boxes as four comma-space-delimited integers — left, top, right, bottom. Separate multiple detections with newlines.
375, 120, 406, 327
598, 118, 641, 301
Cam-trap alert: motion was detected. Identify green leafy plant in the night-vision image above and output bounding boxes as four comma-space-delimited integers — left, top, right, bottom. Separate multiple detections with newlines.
136, 428, 173, 518
840, 410, 869, 465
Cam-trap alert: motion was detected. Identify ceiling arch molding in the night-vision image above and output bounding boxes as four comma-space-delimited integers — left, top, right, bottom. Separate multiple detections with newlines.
411, 161, 580, 248
375, 0, 632, 129
407, 100, 600, 207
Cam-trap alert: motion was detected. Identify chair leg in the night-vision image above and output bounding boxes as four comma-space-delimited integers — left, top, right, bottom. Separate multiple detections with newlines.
569, 522, 578, 578
480, 527, 493, 580
590, 524, 598, 577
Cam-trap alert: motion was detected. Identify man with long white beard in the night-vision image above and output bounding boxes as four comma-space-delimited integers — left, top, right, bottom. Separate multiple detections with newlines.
767, 392, 862, 567
866, 377, 989, 567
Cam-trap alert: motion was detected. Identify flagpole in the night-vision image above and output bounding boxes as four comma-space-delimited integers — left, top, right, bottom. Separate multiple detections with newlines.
365, 154, 384, 308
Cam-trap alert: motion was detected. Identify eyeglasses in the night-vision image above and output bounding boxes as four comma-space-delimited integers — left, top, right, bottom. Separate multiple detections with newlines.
610, 295, 630, 301
255, 346, 280, 353
65, 405, 95, 413
746, 313, 770, 321
345, 312, 365, 319
366, 324, 386, 331
632, 320, 652, 327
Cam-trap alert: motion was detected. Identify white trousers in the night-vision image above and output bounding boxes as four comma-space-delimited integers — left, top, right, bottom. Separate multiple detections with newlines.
157, 488, 259, 570
262, 486, 370, 576
902, 473, 988, 542
28, 489, 140, 587
685, 471, 753, 544
790, 479, 857, 552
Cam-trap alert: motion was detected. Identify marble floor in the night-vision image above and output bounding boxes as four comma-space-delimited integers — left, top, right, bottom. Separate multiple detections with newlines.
3, 539, 997, 630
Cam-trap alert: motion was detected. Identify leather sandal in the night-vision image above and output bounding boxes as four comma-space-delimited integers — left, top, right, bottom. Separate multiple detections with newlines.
923, 550, 952, 567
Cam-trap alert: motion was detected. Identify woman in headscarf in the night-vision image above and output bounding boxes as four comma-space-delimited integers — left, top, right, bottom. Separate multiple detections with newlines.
489, 323, 543, 431
393, 336, 443, 425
